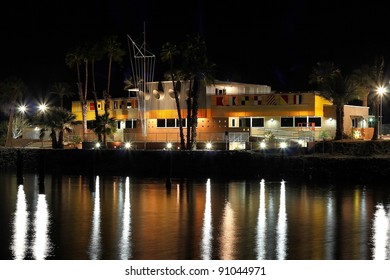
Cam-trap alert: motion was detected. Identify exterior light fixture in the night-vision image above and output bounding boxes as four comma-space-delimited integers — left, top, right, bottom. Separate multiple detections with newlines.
95, 142, 101, 149
124, 142, 131, 149
206, 142, 212, 150
38, 103, 48, 113
280, 142, 287, 149
166, 142, 172, 149
18, 104, 27, 114
260, 141, 266, 149
377, 86, 386, 138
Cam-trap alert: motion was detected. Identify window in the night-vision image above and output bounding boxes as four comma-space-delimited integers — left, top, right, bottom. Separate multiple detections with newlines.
308, 117, 321, 127
252, 118, 264, 127
157, 119, 166, 127
239, 118, 251, 128
281, 117, 294, 127
156, 119, 186, 128
125, 119, 137, 128
215, 88, 226, 95
295, 117, 307, 127
166, 119, 176, 127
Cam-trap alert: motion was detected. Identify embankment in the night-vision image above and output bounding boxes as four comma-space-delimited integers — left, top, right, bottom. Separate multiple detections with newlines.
2, 142, 390, 183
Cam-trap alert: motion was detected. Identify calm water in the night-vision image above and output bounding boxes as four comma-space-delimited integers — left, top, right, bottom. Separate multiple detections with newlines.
1, 170, 390, 260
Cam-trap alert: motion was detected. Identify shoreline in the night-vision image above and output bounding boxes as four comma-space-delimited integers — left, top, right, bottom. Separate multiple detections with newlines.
2, 143, 390, 183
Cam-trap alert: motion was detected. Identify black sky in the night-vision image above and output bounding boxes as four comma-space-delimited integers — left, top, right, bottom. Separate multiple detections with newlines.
2, 0, 390, 97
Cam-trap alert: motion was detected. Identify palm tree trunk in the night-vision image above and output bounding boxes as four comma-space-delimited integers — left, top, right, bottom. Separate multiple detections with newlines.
58, 130, 64, 149
372, 96, 380, 140
170, 79, 185, 149
5, 106, 15, 147
335, 105, 344, 140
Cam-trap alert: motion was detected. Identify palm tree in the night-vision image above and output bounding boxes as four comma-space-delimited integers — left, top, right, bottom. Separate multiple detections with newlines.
102, 36, 125, 117
34, 107, 80, 149
180, 35, 215, 150
93, 114, 117, 147
65, 44, 89, 141
48, 82, 74, 108
161, 42, 185, 149
309, 62, 360, 140
161, 35, 215, 150
0, 77, 27, 147
88, 42, 105, 143
351, 56, 386, 140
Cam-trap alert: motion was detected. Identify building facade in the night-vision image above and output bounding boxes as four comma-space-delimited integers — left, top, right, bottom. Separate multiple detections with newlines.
71, 80, 370, 149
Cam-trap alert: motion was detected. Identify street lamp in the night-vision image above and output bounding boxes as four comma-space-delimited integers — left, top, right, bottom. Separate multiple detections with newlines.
18, 104, 27, 114
38, 103, 48, 113
377, 86, 386, 139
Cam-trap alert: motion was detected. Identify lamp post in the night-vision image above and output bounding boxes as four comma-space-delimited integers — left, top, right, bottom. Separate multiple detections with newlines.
37, 103, 48, 147
377, 87, 385, 139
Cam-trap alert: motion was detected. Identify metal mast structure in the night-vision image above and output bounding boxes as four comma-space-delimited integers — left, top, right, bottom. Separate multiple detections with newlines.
127, 24, 156, 136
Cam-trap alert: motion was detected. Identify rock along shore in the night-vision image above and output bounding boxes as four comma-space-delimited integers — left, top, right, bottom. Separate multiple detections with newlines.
2, 140, 390, 184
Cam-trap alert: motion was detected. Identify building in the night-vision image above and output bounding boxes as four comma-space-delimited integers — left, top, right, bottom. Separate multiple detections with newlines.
71, 80, 371, 149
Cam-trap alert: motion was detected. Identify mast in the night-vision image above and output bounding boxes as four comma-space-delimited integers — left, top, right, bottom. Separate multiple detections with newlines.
127, 23, 156, 137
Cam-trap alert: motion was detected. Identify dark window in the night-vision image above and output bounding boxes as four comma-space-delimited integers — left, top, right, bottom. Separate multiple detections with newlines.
87, 120, 94, 129
239, 118, 251, 127
166, 119, 176, 127
295, 117, 307, 127
180, 118, 187, 127
308, 117, 321, 127
281, 117, 294, 127
252, 118, 264, 127
125, 120, 137, 128
157, 119, 166, 127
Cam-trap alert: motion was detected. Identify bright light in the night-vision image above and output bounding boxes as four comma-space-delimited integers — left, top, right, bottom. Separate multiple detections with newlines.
124, 142, 131, 149
166, 142, 172, 149
377, 86, 386, 96
260, 141, 266, 149
38, 103, 48, 113
95, 142, 101, 149
18, 105, 27, 113
298, 139, 304, 146
206, 142, 212, 150
280, 142, 287, 149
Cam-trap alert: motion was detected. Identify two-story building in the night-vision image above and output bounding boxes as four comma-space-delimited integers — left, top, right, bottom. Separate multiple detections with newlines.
71, 80, 371, 149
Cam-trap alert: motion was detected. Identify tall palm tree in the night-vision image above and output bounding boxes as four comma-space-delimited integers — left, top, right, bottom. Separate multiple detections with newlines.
161, 42, 185, 149
351, 56, 386, 140
48, 82, 74, 108
309, 62, 360, 140
88, 42, 104, 143
180, 35, 215, 150
102, 36, 125, 117
0, 77, 27, 147
65, 44, 89, 141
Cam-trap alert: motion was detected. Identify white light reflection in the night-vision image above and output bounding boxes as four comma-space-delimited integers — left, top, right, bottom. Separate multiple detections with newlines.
325, 190, 335, 260
372, 204, 390, 260
119, 177, 132, 259
32, 194, 51, 259
89, 176, 101, 259
201, 178, 212, 259
276, 180, 287, 259
220, 201, 235, 259
11, 185, 28, 260
256, 179, 266, 259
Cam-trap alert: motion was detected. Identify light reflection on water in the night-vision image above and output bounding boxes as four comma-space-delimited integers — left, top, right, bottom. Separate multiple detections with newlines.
200, 178, 212, 260
372, 204, 390, 259
2, 172, 390, 260
88, 176, 101, 260
11, 185, 28, 260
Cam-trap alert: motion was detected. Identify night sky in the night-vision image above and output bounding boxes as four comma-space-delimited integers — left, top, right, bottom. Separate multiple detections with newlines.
2, 0, 390, 98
